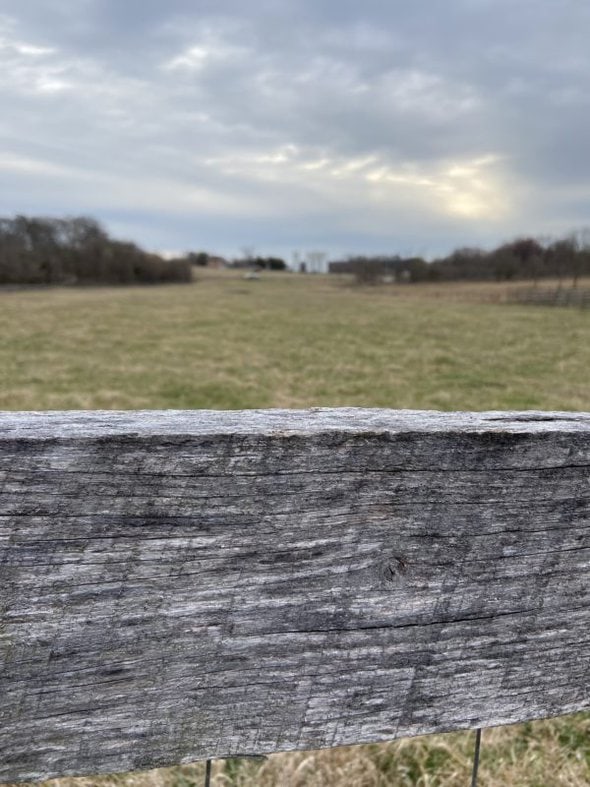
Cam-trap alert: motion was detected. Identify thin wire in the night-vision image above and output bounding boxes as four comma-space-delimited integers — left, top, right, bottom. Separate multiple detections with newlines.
204, 759, 212, 787
470, 729, 482, 787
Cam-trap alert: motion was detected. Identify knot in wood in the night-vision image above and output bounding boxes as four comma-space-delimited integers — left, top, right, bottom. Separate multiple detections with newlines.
380, 555, 409, 584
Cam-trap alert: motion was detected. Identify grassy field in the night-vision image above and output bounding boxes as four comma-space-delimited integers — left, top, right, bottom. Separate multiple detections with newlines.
1, 273, 589, 412
1, 271, 589, 786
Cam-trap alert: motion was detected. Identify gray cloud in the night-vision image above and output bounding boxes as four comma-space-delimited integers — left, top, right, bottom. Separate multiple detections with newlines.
1, 0, 589, 259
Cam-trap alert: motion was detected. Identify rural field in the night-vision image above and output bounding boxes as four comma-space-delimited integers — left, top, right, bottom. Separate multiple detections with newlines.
1, 271, 589, 787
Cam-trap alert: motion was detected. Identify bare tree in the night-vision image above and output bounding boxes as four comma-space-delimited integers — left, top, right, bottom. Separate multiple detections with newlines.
240, 246, 256, 268
306, 250, 327, 274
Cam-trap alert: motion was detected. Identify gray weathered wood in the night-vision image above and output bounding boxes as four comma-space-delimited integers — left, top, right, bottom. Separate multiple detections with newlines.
1, 408, 589, 782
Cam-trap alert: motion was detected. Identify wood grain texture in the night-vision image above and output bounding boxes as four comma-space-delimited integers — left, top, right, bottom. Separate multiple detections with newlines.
1, 408, 589, 782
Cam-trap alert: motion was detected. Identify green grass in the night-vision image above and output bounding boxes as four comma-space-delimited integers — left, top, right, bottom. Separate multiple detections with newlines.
1, 273, 589, 412
1, 271, 589, 787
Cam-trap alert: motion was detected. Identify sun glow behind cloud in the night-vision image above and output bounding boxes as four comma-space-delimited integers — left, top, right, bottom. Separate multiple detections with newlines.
0, 2, 589, 256
204, 145, 509, 222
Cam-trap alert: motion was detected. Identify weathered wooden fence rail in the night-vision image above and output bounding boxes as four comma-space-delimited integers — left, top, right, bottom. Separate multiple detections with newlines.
1, 409, 589, 783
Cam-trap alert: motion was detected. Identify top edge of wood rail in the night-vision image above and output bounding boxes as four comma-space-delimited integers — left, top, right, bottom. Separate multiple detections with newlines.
0, 407, 589, 440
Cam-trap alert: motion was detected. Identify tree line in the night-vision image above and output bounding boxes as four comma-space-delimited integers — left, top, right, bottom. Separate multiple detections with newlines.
333, 232, 590, 286
187, 252, 287, 270
0, 216, 192, 286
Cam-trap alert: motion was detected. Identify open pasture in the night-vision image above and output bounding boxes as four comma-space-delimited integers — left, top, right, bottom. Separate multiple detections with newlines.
1, 272, 589, 413
1, 271, 589, 787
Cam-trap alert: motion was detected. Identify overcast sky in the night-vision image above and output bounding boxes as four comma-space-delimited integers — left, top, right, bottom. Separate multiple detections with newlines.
1, 0, 589, 261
